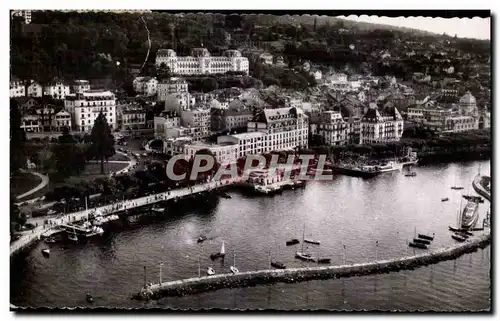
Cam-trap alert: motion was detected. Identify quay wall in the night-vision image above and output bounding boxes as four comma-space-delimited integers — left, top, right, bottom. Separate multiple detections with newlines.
134, 233, 491, 300
472, 175, 491, 202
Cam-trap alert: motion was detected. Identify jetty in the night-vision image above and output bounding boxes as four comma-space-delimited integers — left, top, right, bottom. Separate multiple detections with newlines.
472, 175, 491, 202
133, 232, 491, 300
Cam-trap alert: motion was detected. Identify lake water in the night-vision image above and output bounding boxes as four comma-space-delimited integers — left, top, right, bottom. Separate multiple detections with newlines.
10, 160, 491, 311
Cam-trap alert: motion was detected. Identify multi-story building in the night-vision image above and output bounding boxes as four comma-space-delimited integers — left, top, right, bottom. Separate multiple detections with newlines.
118, 104, 146, 131
11, 10, 31, 24
43, 78, 70, 100
247, 107, 309, 151
210, 106, 253, 132
163, 137, 193, 156
317, 111, 349, 146
26, 80, 43, 97
217, 132, 267, 159
10, 77, 25, 98
64, 90, 117, 132
166, 126, 196, 139
155, 48, 249, 75
72, 80, 91, 94
180, 108, 211, 141
444, 115, 478, 133
184, 142, 238, 165
34, 106, 57, 131
154, 111, 181, 139
53, 110, 72, 131
217, 107, 309, 158
459, 91, 478, 115
133, 77, 158, 96
359, 107, 404, 145
20, 114, 41, 132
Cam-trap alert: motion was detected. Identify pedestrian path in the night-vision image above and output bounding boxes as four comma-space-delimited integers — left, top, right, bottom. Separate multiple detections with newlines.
16, 171, 50, 200
10, 178, 237, 257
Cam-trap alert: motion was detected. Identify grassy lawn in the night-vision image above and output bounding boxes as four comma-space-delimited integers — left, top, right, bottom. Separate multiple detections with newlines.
17, 161, 129, 203
10, 172, 42, 198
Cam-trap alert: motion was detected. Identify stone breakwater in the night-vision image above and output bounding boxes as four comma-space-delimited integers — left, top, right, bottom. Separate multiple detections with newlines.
472, 175, 491, 202
133, 233, 491, 300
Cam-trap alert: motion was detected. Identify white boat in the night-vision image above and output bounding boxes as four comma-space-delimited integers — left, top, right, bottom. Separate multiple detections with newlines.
152, 207, 165, 213
41, 249, 50, 256
229, 253, 239, 274
295, 224, 315, 262
206, 267, 215, 275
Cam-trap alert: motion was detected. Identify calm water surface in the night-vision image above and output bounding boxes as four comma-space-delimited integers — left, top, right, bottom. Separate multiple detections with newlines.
10, 160, 491, 311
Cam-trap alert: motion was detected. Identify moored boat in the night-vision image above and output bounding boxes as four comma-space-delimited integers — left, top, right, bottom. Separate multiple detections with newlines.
441, 198, 449, 202
461, 200, 479, 229
86, 293, 94, 303
408, 242, 428, 249
271, 261, 286, 269
197, 235, 207, 243
44, 236, 56, 243
304, 239, 321, 245
417, 233, 434, 241
206, 267, 215, 275
317, 258, 331, 264
451, 186, 464, 190
413, 238, 431, 245
286, 239, 300, 246
41, 249, 50, 256
295, 252, 316, 262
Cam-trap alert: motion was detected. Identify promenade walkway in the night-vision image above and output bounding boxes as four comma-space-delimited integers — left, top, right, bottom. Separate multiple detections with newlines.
10, 177, 238, 257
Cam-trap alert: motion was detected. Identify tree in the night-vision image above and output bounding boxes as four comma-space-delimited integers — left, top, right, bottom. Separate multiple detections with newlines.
156, 62, 172, 80
200, 77, 219, 93
52, 127, 86, 178
10, 99, 25, 172
88, 113, 116, 174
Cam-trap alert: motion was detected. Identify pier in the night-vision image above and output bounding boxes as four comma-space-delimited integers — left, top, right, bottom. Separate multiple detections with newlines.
472, 175, 491, 202
133, 232, 491, 300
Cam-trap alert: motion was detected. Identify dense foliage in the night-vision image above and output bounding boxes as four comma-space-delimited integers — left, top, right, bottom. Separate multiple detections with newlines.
87, 113, 116, 173
11, 11, 490, 84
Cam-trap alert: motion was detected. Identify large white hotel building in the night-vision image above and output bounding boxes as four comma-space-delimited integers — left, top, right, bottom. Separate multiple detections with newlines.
155, 48, 249, 75
64, 90, 117, 132
218, 107, 309, 159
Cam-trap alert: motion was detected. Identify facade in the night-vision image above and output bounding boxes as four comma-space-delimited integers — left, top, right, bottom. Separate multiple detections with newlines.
154, 112, 181, 139
133, 77, 158, 96
180, 109, 211, 141
155, 48, 249, 75
10, 77, 25, 98
183, 142, 238, 165
118, 105, 147, 131
64, 90, 117, 132
444, 115, 478, 133
210, 107, 253, 132
359, 107, 404, 145
247, 107, 309, 152
53, 110, 72, 131
34, 106, 57, 131
317, 111, 349, 146
11, 10, 31, 24
157, 77, 189, 101
26, 80, 43, 97
72, 80, 91, 94
44, 79, 70, 100
216, 107, 308, 158
163, 137, 193, 156
166, 126, 196, 139
217, 132, 267, 159
459, 91, 477, 115
20, 114, 41, 132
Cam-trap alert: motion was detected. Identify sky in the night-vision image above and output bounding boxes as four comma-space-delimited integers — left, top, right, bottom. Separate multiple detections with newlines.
342, 16, 490, 40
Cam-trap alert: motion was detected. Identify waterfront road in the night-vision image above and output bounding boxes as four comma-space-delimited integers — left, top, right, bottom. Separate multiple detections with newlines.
10, 177, 239, 257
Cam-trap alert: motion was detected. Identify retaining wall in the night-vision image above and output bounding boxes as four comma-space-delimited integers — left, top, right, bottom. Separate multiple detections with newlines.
134, 233, 491, 300
472, 175, 491, 202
